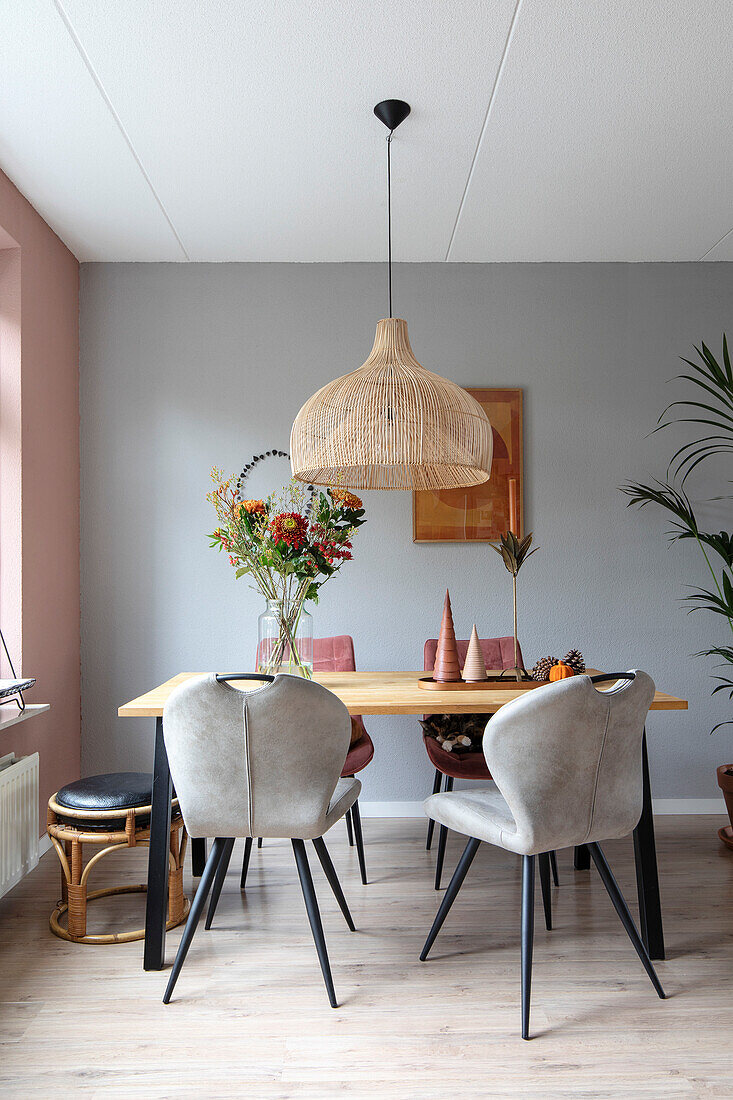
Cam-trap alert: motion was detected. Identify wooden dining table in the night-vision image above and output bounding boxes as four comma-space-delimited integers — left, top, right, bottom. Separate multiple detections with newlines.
119, 670, 687, 971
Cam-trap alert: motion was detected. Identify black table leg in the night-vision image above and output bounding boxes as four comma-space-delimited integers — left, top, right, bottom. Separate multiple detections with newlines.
574, 844, 590, 870
144, 716, 172, 971
192, 838, 207, 876
633, 728, 665, 960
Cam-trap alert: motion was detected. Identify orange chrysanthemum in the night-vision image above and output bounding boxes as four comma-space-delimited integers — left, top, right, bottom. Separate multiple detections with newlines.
330, 488, 362, 510
269, 512, 308, 548
239, 499, 266, 516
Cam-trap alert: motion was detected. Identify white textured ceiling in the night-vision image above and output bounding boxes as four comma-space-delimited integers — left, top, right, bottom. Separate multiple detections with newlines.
1, 0, 732, 262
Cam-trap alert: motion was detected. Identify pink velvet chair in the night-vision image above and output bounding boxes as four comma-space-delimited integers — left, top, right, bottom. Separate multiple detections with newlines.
242, 636, 373, 885
423, 636, 557, 893
313, 636, 373, 884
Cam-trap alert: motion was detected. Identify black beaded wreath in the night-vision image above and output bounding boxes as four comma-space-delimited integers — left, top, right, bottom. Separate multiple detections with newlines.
236, 449, 315, 507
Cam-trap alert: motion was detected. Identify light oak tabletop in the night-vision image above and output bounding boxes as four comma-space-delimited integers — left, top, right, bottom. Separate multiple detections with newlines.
118, 670, 688, 718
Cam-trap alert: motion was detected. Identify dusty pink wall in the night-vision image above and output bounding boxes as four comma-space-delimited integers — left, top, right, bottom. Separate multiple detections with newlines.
0, 246, 22, 668
0, 169, 80, 828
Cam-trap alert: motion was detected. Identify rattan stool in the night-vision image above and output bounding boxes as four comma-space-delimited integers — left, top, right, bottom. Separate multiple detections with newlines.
47, 772, 190, 944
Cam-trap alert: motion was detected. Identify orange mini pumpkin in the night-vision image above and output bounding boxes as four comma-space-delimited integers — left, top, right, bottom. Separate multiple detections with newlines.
549, 661, 575, 682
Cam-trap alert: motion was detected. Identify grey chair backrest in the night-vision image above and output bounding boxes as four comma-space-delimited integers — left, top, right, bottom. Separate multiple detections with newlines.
163, 673, 351, 839
483, 671, 655, 855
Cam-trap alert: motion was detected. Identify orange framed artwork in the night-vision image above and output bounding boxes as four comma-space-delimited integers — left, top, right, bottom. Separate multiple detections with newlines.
413, 388, 523, 542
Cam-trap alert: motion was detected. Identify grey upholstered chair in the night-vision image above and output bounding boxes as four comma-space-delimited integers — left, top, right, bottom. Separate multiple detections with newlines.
161, 672, 359, 1008
420, 672, 666, 1039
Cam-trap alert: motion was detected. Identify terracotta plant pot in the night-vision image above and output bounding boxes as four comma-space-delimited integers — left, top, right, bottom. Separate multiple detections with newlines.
716, 766, 733, 850
717, 765, 733, 824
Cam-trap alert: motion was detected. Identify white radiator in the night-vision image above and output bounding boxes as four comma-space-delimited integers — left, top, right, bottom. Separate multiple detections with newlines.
0, 752, 39, 898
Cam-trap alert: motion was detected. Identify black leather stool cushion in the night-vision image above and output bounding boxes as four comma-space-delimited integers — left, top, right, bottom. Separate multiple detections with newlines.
56, 772, 153, 829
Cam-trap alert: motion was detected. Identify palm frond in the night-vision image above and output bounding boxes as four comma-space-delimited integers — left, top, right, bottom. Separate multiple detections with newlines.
683, 586, 733, 618
619, 479, 700, 540
679, 531, 733, 568
697, 645, 733, 664
650, 340, 733, 483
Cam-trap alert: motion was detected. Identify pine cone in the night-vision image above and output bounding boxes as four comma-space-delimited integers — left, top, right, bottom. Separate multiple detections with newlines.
562, 649, 586, 674
530, 656, 558, 681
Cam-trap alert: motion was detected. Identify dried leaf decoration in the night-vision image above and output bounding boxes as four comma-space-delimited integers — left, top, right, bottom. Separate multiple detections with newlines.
491, 531, 538, 577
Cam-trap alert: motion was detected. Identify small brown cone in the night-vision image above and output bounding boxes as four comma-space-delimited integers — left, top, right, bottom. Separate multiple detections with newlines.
433, 590, 461, 682
462, 624, 487, 682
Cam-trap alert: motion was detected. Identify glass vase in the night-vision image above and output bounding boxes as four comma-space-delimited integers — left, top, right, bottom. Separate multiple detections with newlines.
257, 598, 313, 678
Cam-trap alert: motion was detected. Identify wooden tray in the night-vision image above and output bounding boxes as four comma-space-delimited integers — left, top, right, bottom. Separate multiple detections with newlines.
418, 676, 547, 691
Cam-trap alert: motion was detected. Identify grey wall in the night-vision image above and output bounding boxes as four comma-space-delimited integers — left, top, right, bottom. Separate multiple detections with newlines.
80, 262, 733, 803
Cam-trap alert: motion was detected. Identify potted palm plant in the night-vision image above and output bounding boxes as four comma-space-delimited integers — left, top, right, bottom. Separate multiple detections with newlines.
621, 337, 733, 845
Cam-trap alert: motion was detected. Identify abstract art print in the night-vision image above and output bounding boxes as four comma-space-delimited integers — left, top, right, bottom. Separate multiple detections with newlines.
413, 388, 523, 542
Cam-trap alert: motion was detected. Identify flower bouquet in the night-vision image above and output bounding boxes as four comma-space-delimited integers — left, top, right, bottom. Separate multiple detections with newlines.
207, 468, 366, 677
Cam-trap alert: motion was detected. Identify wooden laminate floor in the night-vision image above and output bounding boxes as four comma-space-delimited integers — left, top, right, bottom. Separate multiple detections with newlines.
1, 816, 732, 1099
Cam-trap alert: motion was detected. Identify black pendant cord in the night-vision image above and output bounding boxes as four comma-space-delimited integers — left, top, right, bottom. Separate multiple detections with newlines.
387, 131, 393, 318
373, 100, 410, 318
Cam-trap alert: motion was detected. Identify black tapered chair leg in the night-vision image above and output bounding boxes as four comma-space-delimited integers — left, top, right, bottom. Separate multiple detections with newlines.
426, 769, 442, 850
292, 839, 338, 1008
205, 837, 235, 929
434, 776, 453, 890
574, 843, 590, 870
257, 837, 263, 848
521, 854, 535, 1040
538, 852, 552, 930
350, 798, 368, 885
587, 842, 665, 999
163, 837, 228, 1004
345, 808, 354, 846
434, 825, 448, 890
421, 837, 481, 961
240, 836, 253, 889
549, 849, 560, 887
312, 836, 355, 930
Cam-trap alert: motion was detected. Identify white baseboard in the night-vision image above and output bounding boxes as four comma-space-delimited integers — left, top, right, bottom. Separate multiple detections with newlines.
651, 798, 726, 814
38, 832, 52, 857
360, 801, 426, 818
360, 798, 728, 818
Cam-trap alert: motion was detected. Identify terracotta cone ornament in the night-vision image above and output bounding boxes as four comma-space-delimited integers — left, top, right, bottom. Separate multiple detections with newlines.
462, 624, 488, 682
433, 590, 461, 682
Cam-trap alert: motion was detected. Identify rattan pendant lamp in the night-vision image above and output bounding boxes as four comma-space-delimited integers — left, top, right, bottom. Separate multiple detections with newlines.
290, 100, 493, 491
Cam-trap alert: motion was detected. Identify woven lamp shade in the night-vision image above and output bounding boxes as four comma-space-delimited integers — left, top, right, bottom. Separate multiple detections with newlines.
290, 318, 493, 491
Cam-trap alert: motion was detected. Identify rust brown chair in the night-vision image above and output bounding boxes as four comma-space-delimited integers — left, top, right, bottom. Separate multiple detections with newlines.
315, 635, 373, 885
242, 635, 373, 885
47, 772, 189, 944
423, 636, 559, 899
